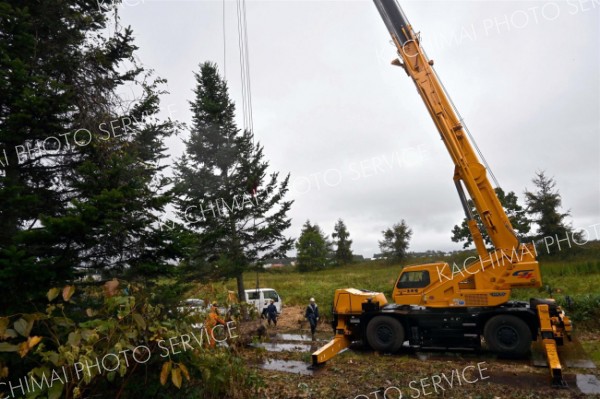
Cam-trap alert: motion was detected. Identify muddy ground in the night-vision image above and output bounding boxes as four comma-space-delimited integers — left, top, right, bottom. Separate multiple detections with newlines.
236, 305, 600, 399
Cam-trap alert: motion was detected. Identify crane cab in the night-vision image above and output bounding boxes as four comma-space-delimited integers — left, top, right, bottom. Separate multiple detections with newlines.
391, 263, 445, 306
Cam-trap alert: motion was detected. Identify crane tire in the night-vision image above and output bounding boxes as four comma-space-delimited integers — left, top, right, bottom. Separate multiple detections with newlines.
484, 315, 531, 357
366, 316, 404, 353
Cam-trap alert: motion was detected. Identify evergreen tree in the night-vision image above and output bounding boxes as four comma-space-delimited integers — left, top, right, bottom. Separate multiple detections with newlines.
296, 220, 332, 272
379, 220, 412, 263
174, 62, 293, 300
525, 171, 574, 254
0, 1, 177, 312
451, 187, 530, 249
44, 80, 179, 280
332, 218, 353, 265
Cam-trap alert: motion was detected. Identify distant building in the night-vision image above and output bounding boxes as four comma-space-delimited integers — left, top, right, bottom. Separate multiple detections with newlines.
261, 258, 296, 269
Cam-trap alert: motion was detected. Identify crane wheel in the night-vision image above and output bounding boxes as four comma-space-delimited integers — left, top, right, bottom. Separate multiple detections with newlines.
484, 315, 531, 357
366, 316, 404, 353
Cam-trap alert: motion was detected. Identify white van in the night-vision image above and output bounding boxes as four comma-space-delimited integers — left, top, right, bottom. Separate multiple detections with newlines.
244, 288, 283, 315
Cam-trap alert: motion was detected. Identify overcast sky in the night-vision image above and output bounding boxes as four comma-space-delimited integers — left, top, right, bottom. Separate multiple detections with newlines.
117, 0, 599, 258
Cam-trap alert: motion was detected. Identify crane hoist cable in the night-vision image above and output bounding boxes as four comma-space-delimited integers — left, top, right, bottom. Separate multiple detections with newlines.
236, 0, 254, 135
421, 46, 502, 190
235, 0, 260, 256
222, 0, 226, 79
222, 0, 256, 143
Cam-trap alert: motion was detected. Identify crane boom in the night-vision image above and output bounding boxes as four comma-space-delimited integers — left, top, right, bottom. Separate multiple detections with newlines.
312, 2, 573, 388
373, 0, 518, 257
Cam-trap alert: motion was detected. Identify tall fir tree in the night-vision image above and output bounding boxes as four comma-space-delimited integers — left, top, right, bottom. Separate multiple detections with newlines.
296, 220, 332, 272
174, 62, 293, 300
525, 171, 575, 255
451, 187, 531, 249
0, 1, 177, 312
332, 219, 353, 265
379, 220, 412, 263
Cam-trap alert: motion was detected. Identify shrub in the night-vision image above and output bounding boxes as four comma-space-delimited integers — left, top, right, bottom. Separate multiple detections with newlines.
0, 280, 262, 399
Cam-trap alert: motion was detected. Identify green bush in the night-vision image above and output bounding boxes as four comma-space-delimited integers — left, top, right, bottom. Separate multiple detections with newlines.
0, 281, 262, 399
556, 294, 600, 328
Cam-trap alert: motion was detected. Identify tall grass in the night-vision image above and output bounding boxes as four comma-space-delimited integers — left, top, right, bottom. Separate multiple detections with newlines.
250, 259, 600, 327
192, 242, 600, 328
540, 260, 600, 277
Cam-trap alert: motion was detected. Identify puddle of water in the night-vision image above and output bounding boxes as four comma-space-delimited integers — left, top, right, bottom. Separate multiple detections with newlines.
559, 338, 597, 369
260, 359, 313, 375
531, 338, 596, 369
576, 374, 600, 394
251, 342, 312, 352
271, 333, 329, 342
273, 333, 312, 341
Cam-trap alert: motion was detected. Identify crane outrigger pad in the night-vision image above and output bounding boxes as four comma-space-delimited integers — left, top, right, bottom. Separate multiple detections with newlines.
311, 334, 352, 366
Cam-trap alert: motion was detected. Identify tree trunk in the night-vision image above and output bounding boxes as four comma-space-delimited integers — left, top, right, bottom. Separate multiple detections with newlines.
236, 271, 250, 320
236, 271, 245, 304
0, 155, 22, 245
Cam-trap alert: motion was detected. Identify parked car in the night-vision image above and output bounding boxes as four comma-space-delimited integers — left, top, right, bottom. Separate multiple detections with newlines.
244, 288, 282, 315
177, 298, 206, 314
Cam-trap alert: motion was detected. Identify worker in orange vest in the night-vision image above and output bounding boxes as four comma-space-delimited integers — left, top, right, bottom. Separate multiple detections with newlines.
205, 302, 226, 347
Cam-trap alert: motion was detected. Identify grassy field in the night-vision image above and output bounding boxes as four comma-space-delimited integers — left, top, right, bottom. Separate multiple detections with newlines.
194, 242, 600, 329
187, 244, 600, 398
257, 261, 600, 323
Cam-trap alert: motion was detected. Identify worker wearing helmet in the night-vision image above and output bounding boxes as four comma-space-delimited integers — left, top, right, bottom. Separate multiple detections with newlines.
305, 298, 319, 340
266, 299, 278, 327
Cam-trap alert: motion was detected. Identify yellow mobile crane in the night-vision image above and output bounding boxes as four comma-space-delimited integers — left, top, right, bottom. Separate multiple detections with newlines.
312, 0, 572, 387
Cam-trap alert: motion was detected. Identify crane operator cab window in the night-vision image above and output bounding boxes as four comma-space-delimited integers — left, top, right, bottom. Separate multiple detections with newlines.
397, 271, 430, 289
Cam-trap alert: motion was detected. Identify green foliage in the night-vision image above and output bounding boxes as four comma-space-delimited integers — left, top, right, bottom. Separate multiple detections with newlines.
539, 260, 600, 278
332, 219, 353, 265
186, 349, 264, 398
295, 220, 332, 272
557, 294, 600, 326
525, 171, 576, 255
0, 281, 262, 399
581, 341, 600, 366
0, 0, 178, 313
451, 187, 530, 249
228, 302, 260, 322
379, 220, 412, 263
174, 62, 293, 300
